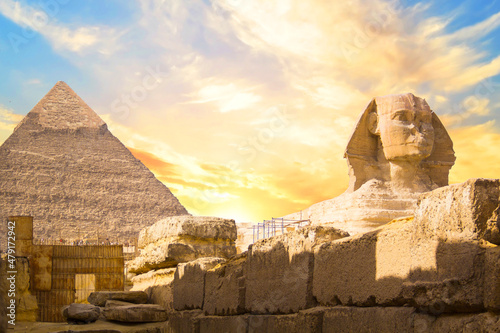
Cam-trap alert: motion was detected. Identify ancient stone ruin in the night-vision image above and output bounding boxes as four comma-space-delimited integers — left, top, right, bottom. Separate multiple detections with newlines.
1, 91, 499, 332
285, 93, 456, 235
0, 81, 188, 250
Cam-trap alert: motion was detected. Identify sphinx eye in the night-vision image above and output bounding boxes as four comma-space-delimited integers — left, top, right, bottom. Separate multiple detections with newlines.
392, 110, 412, 122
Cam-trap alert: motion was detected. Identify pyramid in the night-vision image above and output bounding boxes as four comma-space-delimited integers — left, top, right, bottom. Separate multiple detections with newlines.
0, 81, 189, 247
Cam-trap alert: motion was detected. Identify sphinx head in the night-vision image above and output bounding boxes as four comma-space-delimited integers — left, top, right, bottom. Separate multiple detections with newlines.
367, 94, 435, 162
344, 93, 455, 192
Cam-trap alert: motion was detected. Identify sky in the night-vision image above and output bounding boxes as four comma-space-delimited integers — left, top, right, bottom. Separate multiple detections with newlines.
0, 0, 499, 223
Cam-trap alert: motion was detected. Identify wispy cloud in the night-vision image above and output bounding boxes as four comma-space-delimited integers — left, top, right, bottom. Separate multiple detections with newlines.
0, 0, 121, 54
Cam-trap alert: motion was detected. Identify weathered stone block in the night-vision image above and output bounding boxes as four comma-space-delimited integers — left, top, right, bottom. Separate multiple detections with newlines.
131, 267, 176, 313
173, 257, 226, 311
248, 307, 326, 333
128, 216, 237, 274
314, 180, 500, 312
14, 257, 38, 321
415, 311, 500, 333
103, 304, 167, 323
414, 178, 500, 244
199, 315, 249, 333
322, 306, 415, 333
62, 303, 100, 323
139, 216, 237, 247
166, 310, 203, 333
313, 219, 412, 307
88, 291, 148, 307
31, 245, 53, 291
484, 245, 500, 311
246, 226, 348, 314
204, 253, 246, 315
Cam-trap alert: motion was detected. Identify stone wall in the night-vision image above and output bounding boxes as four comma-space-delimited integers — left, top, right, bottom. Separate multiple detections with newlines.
160, 178, 500, 333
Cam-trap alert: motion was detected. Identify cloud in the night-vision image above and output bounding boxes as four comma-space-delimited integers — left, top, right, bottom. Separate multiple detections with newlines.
3, 0, 500, 223
0, 0, 121, 55
189, 82, 262, 112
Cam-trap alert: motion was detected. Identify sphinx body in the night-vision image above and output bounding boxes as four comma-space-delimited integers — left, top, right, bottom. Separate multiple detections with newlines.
285, 93, 455, 235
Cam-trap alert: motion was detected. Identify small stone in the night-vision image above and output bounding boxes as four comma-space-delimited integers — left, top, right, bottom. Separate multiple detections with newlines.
62, 303, 100, 323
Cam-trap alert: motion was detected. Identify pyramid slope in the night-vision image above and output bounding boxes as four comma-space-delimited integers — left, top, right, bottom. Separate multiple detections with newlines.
0, 82, 189, 248
15, 81, 106, 131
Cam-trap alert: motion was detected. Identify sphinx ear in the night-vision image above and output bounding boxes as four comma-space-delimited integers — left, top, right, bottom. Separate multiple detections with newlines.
367, 111, 379, 135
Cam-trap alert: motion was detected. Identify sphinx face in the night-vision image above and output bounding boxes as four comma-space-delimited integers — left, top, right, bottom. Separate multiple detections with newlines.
377, 104, 435, 162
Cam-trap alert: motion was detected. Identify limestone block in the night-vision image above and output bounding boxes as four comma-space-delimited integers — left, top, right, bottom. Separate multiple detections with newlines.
204, 253, 246, 315
62, 303, 100, 323
128, 238, 235, 274
198, 315, 249, 333
131, 267, 176, 312
313, 219, 412, 307
174, 257, 226, 311
14, 257, 38, 321
139, 216, 237, 248
246, 226, 348, 314
166, 309, 203, 333
414, 178, 500, 244
484, 245, 500, 311
128, 216, 237, 274
247, 307, 326, 333
322, 306, 415, 333
415, 312, 500, 333
31, 245, 53, 291
402, 240, 486, 312
103, 304, 167, 323
88, 291, 148, 307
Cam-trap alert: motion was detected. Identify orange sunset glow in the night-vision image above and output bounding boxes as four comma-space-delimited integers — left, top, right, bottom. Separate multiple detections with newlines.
1, 0, 500, 223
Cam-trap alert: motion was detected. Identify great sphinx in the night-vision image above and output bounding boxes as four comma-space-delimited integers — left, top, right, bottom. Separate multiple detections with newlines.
285, 93, 456, 235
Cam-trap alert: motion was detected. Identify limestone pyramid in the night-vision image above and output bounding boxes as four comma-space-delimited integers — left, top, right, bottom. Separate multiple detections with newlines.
0, 81, 188, 247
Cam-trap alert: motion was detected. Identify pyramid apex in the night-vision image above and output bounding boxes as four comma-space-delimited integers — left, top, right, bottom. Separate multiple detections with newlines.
14, 81, 106, 131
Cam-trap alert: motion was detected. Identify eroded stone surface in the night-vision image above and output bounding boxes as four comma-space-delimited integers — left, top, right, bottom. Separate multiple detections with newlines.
103, 304, 167, 323
314, 179, 500, 312
284, 93, 455, 235
173, 257, 226, 311
204, 252, 247, 315
131, 267, 176, 313
139, 216, 237, 247
414, 178, 500, 244
313, 218, 413, 307
88, 291, 148, 307
322, 306, 415, 333
62, 303, 100, 323
128, 216, 237, 274
246, 226, 348, 314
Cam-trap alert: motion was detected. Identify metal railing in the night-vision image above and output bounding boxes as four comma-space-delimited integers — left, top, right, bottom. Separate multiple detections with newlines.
252, 218, 310, 243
